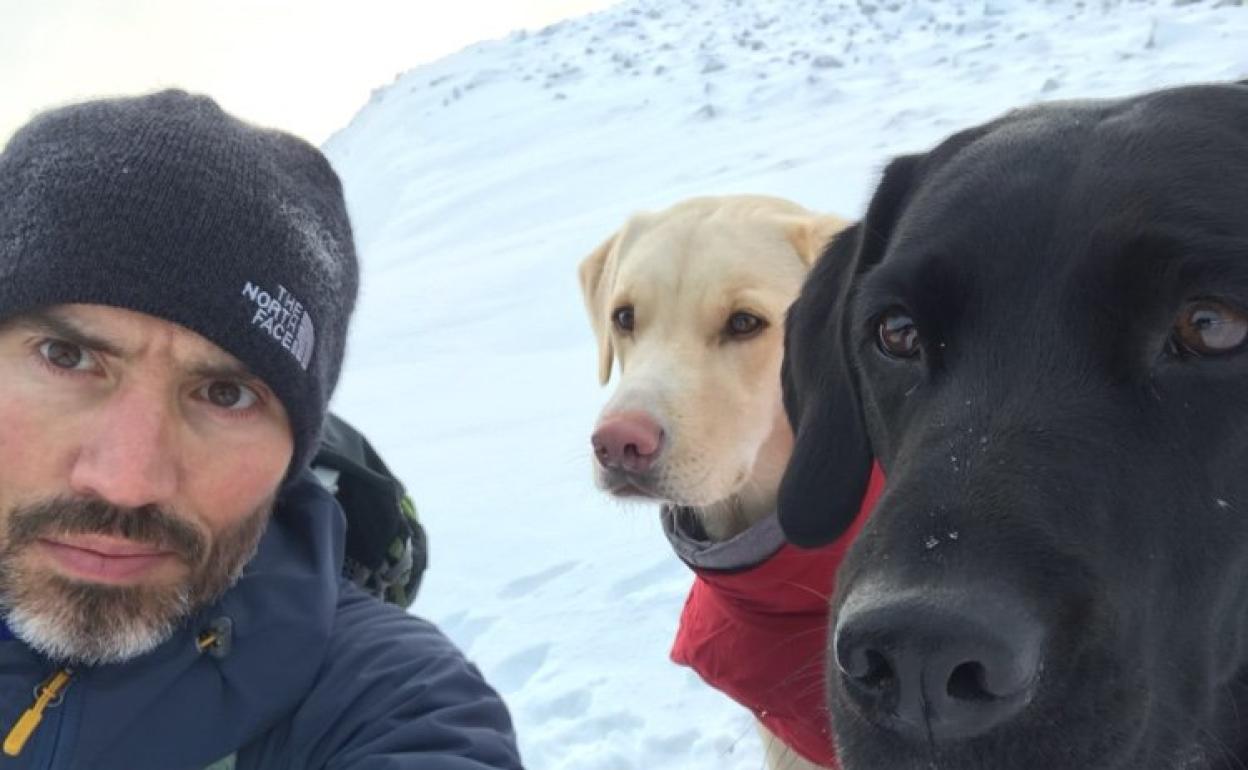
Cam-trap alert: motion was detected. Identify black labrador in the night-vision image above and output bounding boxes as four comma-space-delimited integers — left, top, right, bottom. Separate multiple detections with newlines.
777, 81, 1248, 769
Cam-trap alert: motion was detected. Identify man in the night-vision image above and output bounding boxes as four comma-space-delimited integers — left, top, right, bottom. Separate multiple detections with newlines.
0, 90, 524, 770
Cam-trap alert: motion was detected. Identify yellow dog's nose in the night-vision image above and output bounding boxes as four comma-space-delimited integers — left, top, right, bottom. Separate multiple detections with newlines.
592, 411, 665, 474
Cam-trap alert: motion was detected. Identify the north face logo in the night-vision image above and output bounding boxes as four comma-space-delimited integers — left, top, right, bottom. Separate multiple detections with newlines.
241, 281, 315, 370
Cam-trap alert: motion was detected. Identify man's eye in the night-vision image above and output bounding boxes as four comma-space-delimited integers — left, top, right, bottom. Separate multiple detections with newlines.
201, 381, 260, 411
38, 339, 95, 371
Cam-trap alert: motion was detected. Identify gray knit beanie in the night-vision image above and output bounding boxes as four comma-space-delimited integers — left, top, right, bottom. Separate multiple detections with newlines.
0, 90, 359, 480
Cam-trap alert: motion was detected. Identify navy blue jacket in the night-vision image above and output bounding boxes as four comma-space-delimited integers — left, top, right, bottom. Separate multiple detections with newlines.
0, 473, 524, 770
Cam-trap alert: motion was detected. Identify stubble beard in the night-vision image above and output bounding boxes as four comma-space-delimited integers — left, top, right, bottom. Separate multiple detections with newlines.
0, 497, 271, 665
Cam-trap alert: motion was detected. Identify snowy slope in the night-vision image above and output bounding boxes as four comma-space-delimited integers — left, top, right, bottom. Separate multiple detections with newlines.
321, 2, 1248, 768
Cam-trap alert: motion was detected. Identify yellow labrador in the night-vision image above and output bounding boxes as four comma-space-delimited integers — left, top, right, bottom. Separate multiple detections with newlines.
579, 195, 849, 770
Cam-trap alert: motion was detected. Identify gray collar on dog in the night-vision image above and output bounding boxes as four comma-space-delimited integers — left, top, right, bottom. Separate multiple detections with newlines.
661, 505, 786, 571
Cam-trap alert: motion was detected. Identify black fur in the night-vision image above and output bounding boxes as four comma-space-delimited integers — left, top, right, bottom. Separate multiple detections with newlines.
778, 81, 1248, 769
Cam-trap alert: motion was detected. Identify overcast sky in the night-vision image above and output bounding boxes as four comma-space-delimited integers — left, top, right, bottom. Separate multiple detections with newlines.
0, 0, 616, 146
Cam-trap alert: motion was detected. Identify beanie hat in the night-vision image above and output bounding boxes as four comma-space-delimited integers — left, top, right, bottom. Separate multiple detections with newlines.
0, 90, 359, 480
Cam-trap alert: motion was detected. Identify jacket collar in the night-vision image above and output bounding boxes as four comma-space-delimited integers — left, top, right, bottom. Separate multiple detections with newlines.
0, 471, 345, 768
661, 503, 787, 572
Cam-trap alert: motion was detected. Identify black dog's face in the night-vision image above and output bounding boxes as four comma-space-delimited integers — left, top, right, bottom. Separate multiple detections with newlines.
779, 83, 1248, 770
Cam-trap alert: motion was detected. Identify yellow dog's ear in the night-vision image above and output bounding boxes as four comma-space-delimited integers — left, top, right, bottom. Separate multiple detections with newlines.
578, 231, 621, 385
786, 214, 852, 267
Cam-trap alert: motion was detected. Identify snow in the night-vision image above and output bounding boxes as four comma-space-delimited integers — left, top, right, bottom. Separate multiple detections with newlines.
320, 1, 1248, 767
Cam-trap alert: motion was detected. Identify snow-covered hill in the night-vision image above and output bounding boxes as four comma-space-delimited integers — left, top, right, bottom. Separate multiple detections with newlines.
321, 2, 1248, 767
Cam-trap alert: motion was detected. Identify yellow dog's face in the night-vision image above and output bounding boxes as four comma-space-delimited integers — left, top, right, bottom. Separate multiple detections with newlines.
579, 196, 847, 513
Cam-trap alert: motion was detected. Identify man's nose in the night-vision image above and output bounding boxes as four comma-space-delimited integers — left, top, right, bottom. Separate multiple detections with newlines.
68, 386, 180, 509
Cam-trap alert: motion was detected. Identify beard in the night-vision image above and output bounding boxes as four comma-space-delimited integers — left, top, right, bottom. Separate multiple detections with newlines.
0, 496, 271, 665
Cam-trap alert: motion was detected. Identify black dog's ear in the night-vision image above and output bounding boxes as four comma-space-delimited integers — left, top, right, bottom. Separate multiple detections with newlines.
778, 155, 923, 546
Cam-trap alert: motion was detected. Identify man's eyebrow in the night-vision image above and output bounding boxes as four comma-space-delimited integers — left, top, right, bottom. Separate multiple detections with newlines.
9, 309, 126, 357
187, 360, 263, 384
5, 310, 264, 384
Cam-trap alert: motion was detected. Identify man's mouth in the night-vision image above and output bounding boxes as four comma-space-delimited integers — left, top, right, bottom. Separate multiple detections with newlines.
35, 535, 179, 583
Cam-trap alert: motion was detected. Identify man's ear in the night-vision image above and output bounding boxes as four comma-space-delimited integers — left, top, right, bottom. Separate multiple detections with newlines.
785, 213, 852, 267
778, 155, 924, 547
578, 231, 621, 385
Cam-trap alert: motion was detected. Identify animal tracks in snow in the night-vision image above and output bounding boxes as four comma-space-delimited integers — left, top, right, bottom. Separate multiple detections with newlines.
607, 558, 686, 600
498, 559, 582, 599
493, 643, 554, 691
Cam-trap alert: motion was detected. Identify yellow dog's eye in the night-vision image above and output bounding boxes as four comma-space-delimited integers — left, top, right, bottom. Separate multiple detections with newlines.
1172, 299, 1248, 357
612, 306, 635, 332
726, 312, 766, 338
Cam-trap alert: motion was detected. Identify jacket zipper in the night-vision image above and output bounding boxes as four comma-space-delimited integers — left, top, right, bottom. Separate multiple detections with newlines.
3, 668, 74, 757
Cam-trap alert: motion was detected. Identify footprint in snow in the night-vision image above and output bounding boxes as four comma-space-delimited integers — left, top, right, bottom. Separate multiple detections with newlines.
529, 687, 595, 720
491, 643, 553, 692
498, 560, 581, 599
437, 611, 498, 653
607, 558, 685, 600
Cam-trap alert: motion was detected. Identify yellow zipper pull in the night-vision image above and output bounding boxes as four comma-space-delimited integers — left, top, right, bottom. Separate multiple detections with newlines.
4, 668, 74, 757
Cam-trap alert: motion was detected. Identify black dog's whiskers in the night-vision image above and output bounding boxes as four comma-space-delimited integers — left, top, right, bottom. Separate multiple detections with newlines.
1147, 663, 1248, 770
773, 578, 832, 605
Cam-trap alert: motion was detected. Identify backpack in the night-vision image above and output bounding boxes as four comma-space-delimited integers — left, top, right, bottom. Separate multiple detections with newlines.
311, 413, 427, 608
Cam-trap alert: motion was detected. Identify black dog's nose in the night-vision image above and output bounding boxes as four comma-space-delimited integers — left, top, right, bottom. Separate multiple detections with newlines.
833, 585, 1043, 742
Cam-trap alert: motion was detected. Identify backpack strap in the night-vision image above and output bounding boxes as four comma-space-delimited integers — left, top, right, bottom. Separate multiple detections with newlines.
312, 413, 427, 608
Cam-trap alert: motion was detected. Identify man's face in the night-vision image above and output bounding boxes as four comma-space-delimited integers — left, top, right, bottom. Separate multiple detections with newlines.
0, 303, 293, 664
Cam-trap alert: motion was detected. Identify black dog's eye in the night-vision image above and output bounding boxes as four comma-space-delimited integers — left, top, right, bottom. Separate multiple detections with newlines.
1170, 299, 1248, 357
877, 310, 921, 359
726, 311, 767, 338
612, 306, 635, 332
